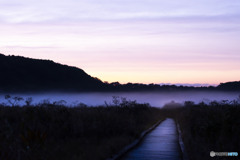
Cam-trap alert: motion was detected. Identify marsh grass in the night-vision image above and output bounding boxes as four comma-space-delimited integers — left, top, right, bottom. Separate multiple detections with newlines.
165, 101, 240, 160
0, 100, 163, 160
1, 95, 239, 160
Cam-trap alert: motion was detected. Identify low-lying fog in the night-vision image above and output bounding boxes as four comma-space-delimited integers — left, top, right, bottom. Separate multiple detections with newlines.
0, 91, 239, 107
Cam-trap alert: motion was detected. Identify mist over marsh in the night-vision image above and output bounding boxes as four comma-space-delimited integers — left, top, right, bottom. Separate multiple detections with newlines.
0, 91, 239, 107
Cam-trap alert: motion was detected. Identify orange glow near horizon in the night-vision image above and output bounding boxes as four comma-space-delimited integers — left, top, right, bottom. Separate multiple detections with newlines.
86, 69, 240, 85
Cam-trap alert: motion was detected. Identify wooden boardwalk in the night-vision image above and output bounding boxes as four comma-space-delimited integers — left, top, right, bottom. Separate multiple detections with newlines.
121, 118, 182, 160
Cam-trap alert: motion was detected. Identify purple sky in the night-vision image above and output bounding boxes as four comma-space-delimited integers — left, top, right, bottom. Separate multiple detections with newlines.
0, 0, 240, 85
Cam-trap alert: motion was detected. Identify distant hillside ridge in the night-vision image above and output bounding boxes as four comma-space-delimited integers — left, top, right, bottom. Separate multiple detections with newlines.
0, 53, 239, 92
0, 53, 105, 92
217, 81, 240, 91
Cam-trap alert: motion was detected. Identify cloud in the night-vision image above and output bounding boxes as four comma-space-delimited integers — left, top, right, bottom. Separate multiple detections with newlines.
2, 45, 60, 49
1, 0, 240, 23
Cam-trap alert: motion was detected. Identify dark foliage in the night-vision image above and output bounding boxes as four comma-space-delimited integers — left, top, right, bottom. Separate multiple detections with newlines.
0, 101, 163, 160
164, 101, 240, 160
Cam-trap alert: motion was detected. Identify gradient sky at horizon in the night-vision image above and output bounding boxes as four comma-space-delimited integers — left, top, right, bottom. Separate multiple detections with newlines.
0, 0, 240, 85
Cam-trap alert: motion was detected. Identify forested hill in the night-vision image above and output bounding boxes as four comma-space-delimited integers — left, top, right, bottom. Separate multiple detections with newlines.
217, 81, 240, 91
0, 54, 105, 92
0, 53, 239, 92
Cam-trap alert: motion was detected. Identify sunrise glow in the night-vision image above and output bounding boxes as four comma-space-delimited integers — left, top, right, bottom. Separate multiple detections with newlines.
1, 0, 240, 84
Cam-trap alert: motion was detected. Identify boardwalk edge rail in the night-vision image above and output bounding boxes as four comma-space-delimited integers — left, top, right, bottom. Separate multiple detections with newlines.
106, 119, 164, 160
177, 123, 189, 160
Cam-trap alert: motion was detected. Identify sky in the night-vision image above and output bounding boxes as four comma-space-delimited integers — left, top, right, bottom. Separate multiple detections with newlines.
0, 0, 240, 85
